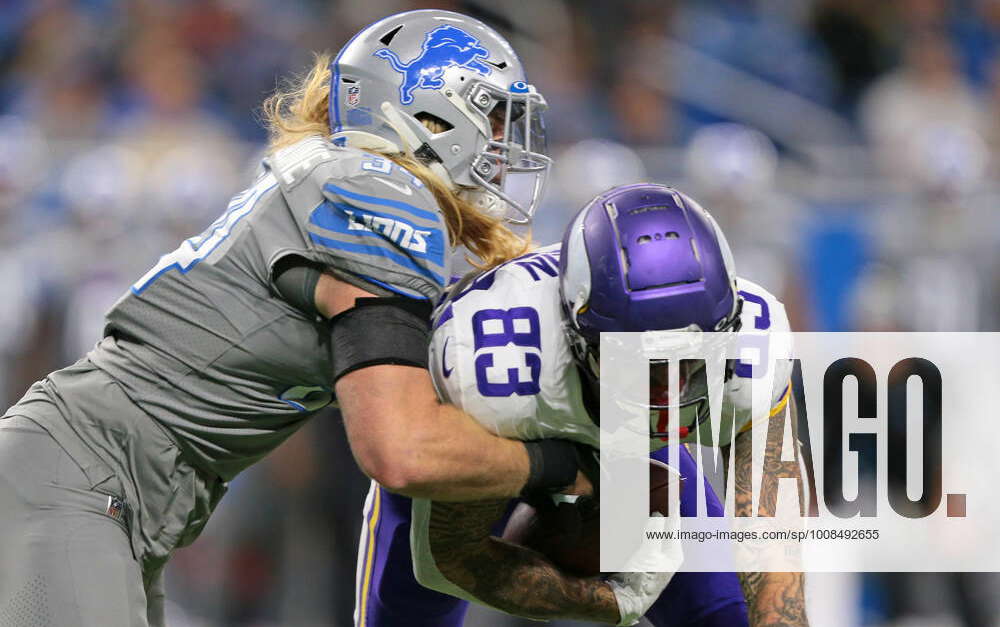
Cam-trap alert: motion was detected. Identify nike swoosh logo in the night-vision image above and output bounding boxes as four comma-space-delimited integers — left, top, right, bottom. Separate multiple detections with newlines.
442, 336, 454, 378
371, 176, 413, 196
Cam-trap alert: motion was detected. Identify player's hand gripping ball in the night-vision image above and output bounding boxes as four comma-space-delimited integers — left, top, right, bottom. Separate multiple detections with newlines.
502, 460, 678, 576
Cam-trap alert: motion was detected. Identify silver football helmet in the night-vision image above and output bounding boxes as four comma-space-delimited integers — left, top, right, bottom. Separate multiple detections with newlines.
328, 9, 551, 224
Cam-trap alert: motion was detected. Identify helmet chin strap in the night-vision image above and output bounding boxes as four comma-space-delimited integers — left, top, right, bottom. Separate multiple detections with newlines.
329, 103, 454, 186
458, 187, 507, 219
328, 130, 401, 155
379, 102, 455, 188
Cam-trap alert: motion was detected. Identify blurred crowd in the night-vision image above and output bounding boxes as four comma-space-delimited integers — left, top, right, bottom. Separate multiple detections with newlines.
2, 0, 1000, 625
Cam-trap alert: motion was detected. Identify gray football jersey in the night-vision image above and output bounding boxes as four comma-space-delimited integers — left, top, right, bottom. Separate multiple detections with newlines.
87, 136, 451, 480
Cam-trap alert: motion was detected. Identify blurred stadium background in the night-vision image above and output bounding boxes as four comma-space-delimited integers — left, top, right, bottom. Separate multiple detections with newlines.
2, 0, 1000, 625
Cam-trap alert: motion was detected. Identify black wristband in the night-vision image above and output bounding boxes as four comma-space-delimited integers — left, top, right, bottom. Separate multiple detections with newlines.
522, 439, 579, 494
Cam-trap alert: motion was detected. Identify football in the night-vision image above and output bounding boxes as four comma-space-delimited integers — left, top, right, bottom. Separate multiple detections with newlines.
501, 460, 677, 577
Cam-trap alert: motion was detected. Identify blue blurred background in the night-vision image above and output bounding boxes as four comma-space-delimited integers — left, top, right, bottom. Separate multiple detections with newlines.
2, 0, 999, 625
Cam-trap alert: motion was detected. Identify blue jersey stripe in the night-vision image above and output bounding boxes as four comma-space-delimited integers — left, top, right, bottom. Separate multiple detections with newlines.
323, 182, 441, 223
308, 232, 446, 287
309, 201, 446, 267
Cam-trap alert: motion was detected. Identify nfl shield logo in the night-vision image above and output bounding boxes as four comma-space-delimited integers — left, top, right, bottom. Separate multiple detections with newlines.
106, 495, 125, 522
347, 84, 361, 107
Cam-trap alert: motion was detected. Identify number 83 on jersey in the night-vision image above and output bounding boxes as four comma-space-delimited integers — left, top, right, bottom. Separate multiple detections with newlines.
472, 307, 542, 398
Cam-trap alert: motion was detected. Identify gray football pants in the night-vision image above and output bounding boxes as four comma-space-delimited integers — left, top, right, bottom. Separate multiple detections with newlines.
0, 416, 163, 627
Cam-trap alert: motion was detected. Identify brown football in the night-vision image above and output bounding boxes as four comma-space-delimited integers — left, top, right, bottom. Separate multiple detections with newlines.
501, 461, 677, 577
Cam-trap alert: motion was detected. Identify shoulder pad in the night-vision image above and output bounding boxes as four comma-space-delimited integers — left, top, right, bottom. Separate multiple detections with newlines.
325, 153, 441, 217
732, 276, 794, 411
267, 135, 337, 192
320, 153, 447, 264
265, 139, 452, 299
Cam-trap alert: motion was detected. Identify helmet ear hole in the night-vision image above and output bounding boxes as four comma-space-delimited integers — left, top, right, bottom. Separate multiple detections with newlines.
414, 112, 454, 135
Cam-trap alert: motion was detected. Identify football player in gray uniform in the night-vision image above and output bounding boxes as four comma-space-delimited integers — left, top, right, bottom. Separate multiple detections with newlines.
0, 10, 588, 626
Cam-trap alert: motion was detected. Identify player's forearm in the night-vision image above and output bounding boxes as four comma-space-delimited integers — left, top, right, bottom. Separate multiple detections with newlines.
732, 398, 809, 626
428, 499, 621, 624
339, 363, 586, 501
323, 276, 533, 500
455, 538, 620, 623
739, 572, 808, 627
383, 402, 531, 501
338, 364, 532, 500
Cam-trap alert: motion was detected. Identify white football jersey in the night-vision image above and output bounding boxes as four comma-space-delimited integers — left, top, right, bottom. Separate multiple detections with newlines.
408, 246, 794, 604
683, 275, 794, 446
429, 244, 598, 448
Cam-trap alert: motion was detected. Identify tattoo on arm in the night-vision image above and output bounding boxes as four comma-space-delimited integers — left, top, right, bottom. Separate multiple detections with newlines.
427, 499, 620, 623
745, 571, 808, 627
725, 396, 810, 627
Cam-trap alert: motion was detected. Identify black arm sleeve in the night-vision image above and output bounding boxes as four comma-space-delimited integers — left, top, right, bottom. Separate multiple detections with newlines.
272, 255, 323, 318
330, 297, 434, 382
273, 255, 402, 318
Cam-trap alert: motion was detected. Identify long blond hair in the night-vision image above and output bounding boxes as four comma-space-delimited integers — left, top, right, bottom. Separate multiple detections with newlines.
261, 53, 530, 269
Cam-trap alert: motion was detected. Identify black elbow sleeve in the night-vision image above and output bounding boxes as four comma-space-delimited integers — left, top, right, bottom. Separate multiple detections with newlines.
331, 297, 434, 382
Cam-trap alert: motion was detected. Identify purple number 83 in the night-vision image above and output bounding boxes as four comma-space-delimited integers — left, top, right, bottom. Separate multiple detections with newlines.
472, 307, 541, 397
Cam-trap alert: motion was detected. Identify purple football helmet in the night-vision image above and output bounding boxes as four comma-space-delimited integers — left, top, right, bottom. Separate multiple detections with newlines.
559, 183, 742, 443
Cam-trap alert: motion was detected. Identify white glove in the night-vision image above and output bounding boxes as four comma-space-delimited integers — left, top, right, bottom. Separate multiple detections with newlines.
607, 568, 674, 626
606, 466, 684, 626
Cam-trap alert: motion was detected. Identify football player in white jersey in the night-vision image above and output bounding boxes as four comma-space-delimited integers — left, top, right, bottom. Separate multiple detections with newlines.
355, 184, 808, 626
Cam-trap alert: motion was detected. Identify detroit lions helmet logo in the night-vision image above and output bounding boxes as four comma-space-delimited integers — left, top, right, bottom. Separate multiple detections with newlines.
373, 25, 492, 105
